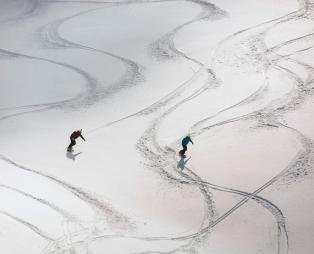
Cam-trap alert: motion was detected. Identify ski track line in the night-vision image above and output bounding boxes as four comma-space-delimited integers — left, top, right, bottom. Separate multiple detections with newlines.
280, 43, 314, 59
0, 154, 133, 229
0, 184, 77, 221
157, 146, 290, 254
0, 7, 134, 115
269, 60, 314, 112
191, 71, 269, 135
0, 210, 55, 241
190, 47, 312, 137
177, 159, 292, 247
136, 0, 224, 114
149, 0, 226, 66
37, 4, 145, 92
0, 0, 178, 119
277, 122, 314, 182
0, 48, 100, 120
177, 163, 290, 253
269, 59, 314, 179
267, 32, 314, 55
287, 57, 314, 71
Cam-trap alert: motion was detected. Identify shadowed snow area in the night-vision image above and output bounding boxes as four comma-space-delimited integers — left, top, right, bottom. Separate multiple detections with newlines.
1, 0, 314, 253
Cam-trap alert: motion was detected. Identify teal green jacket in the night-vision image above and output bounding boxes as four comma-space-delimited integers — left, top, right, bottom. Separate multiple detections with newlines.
182, 136, 193, 146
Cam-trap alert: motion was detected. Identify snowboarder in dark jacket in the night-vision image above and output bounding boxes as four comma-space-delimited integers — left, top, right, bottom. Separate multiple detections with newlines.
67, 129, 85, 152
179, 134, 193, 156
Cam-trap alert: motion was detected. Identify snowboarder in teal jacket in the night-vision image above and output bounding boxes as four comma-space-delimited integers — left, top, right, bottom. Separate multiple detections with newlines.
179, 134, 194, 156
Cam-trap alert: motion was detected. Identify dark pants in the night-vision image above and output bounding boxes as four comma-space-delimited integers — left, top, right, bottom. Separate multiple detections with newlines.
180, 144, 187, 155
68, 138, 76, 150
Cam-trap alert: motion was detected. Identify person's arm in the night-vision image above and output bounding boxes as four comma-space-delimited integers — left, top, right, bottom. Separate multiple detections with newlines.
80, 134, 86, 141
189, 137, 194, 144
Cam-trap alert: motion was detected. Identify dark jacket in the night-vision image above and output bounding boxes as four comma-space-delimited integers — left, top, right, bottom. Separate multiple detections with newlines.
182, 136, 193, 146
70, 131, 85, 141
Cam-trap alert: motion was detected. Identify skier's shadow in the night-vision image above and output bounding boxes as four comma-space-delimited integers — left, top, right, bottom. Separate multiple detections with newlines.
66, 151, 82, 161
177, 156, 191, 170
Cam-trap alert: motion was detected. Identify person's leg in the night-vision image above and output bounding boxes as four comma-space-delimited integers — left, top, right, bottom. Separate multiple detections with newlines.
68, 138, 76, 150
72, 139, 76, 148
182, 144, 187, 155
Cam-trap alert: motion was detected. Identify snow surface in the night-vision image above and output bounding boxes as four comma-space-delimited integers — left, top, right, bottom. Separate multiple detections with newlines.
0, 0, 314, 253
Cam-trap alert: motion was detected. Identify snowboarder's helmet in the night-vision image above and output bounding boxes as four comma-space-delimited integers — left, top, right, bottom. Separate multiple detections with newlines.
187, 133, 191, 137
79, 129, 82, 133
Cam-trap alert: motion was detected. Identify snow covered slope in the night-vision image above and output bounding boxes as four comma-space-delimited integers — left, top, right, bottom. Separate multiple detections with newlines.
1, 0, 314, 253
